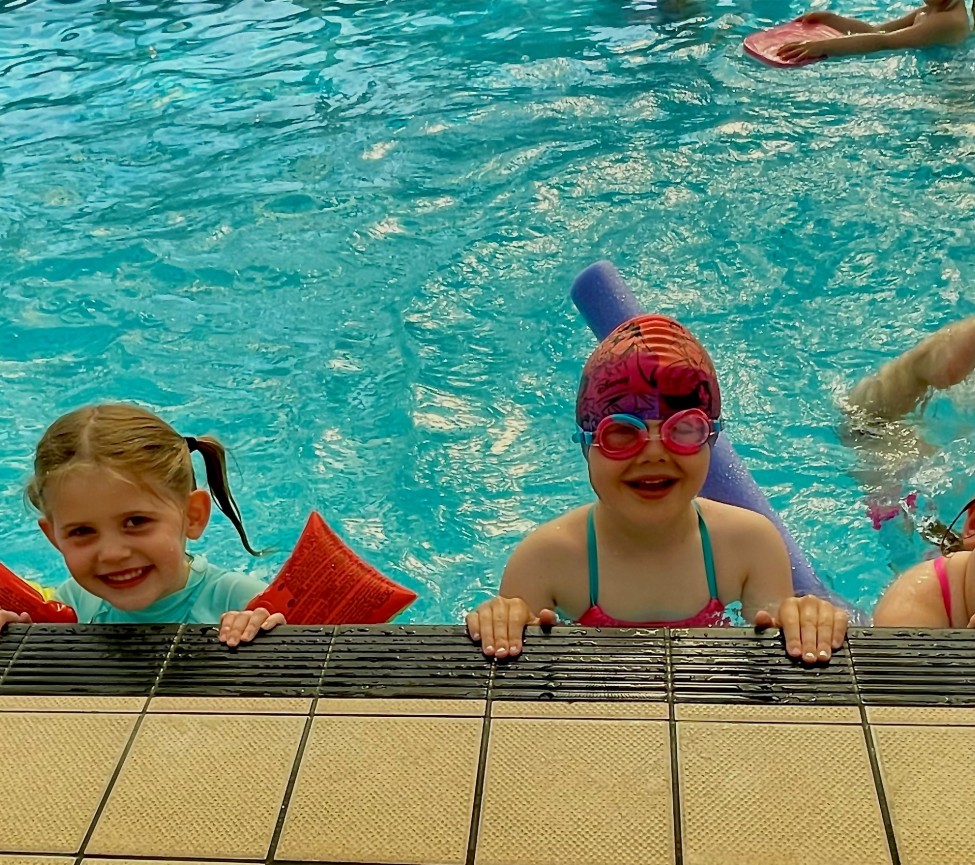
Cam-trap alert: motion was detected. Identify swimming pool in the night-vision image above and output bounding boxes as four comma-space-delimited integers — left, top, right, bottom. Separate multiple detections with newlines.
2, 0, 974, 621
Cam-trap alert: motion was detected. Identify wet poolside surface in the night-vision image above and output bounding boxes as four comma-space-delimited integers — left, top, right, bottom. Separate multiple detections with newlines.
1, 624, 974, 864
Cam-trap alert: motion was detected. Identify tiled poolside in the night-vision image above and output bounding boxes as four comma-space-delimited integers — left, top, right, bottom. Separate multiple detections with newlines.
1, 624, 974, 865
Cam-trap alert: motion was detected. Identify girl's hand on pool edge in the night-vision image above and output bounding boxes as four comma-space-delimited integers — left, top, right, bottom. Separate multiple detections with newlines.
0, 610, 32, 631
218, 607, 286, 647
754, 597, 847, 663
466, 597, 557, 659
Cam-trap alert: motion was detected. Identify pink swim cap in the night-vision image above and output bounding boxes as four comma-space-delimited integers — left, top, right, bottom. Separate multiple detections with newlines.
576, 314, 721, 431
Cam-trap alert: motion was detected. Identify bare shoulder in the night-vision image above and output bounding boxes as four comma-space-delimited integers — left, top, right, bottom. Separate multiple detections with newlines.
500, 505, 590, 601
694, 499, 792, 611
696, 498, 783, 545
873, 558, 950, 627
513, 505, 589, 557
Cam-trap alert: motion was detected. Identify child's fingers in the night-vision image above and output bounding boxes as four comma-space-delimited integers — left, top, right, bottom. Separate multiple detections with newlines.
465, 610, 483, 643
218, 611, 253, 647
752, 609, 777, 632
773, 598, 804, 659
968, 612, 975, 629
797, 597, 821, 663
491, 601, 518, 659
470, 607, 498, 657
831, 607, 849, 650
260, 611, 286, 630
537, 608, 558, 631
0, 610, 31, 631
238, 613, 265, 645
815, 602, 836, 661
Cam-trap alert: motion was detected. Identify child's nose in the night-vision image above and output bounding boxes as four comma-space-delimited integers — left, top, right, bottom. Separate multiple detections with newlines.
98, 536, 132, 562
637, 430, 669, 458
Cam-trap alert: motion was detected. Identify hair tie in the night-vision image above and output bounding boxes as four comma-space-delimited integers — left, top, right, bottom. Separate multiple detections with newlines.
184, 436, 199, 452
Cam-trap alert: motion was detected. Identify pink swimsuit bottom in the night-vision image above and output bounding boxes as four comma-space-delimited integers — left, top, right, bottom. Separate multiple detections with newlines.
576, 504, 728, 628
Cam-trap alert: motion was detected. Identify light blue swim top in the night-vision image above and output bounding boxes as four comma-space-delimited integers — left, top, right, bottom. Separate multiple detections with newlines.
53, 554, 268, 625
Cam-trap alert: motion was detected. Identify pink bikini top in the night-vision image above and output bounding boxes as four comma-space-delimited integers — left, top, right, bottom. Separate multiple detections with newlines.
934, 556, 954, 624
576, 504, 728, 629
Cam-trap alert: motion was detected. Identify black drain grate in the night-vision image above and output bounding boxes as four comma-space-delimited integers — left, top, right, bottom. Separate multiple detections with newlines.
0, 627, 25, 685
0, 624, 973, 707
0, 624, 178, 696
671, 629, 857, 704
850, 628, 975, 706
155, 626, 335, 697
320, 626, 493, 699
493, 628, 666, 701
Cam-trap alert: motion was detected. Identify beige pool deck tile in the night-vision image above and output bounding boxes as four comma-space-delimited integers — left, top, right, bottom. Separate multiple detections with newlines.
867, 706, 975, 726
0, 696, 146, 713
491, 700, 668, 719
277, 714, 481, 863
873, 724, 975, 865
0, 713, 136, 854
675, 703, 861, 724
678, 721, 890, 865
146, 696, 311, 714
476, 718, 673, 865
85, 714, 304, 859
315, 697, 486, 716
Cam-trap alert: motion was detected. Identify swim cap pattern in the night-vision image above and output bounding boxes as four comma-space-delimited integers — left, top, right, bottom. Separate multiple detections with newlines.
576, 314, 721, 431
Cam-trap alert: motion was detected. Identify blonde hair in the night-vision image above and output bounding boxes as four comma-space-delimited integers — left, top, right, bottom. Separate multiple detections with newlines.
27, 403, 262, 556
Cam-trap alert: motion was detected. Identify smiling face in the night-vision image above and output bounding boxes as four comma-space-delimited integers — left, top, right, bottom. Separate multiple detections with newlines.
587, 418, 711, 523
39, 467, 211, 611
577, 314, 720, 522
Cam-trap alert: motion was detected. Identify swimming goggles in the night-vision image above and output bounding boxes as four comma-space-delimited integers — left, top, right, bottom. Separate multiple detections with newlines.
573, 409, 722, 459
938, 495, 975, 554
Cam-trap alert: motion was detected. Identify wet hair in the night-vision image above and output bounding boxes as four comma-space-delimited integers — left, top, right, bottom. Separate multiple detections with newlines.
934, 496, 975, 556
26, 403, 263, 556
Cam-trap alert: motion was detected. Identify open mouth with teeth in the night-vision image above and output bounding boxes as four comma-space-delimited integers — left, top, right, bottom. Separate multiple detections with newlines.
625, 477, 678, 496
96, 566, 152, 589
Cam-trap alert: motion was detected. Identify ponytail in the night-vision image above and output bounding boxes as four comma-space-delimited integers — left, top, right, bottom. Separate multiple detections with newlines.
184, 435, 265, 557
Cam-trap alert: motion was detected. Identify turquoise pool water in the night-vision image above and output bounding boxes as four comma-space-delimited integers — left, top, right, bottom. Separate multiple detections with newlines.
2, 0, 974, 621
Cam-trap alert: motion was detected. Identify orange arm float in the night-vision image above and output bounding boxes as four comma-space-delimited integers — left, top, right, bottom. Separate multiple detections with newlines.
247, 511, 417, 625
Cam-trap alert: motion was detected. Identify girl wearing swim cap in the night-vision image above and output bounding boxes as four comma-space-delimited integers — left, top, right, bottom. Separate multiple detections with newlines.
467, 314, 848, 662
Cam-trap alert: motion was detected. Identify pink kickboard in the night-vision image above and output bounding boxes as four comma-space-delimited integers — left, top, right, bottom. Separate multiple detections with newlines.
743, 20, 842, 67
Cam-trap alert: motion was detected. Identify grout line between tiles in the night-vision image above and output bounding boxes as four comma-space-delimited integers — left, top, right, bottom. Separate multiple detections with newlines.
265, 631, 334, 863
851, 641, 901, 865
70, 628, 183, 862
666, 629, 683, 865
63, 856, 267, 863
71, 713, 151, 863
464, 662, 496, 865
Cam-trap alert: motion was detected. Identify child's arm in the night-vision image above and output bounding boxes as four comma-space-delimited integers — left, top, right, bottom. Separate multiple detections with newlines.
876, 10, 924, 32
779, 10, 965, 61
218, 607, 286, 647
872, 561, 952, 627
466, 530, 561, 659
736, 510, 848, 661
798, 10, 881, 33
849, 317, 975, 421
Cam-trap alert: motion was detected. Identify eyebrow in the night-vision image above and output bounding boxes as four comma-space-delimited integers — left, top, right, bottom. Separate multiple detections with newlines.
60, 510, 160, 531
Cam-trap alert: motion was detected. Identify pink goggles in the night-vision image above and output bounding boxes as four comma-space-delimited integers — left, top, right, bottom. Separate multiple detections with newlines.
573, 409, 722, 459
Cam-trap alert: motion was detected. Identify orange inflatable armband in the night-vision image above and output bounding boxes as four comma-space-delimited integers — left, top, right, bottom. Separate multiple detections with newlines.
247, 511, 417, 625
0, 560, 77, 623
